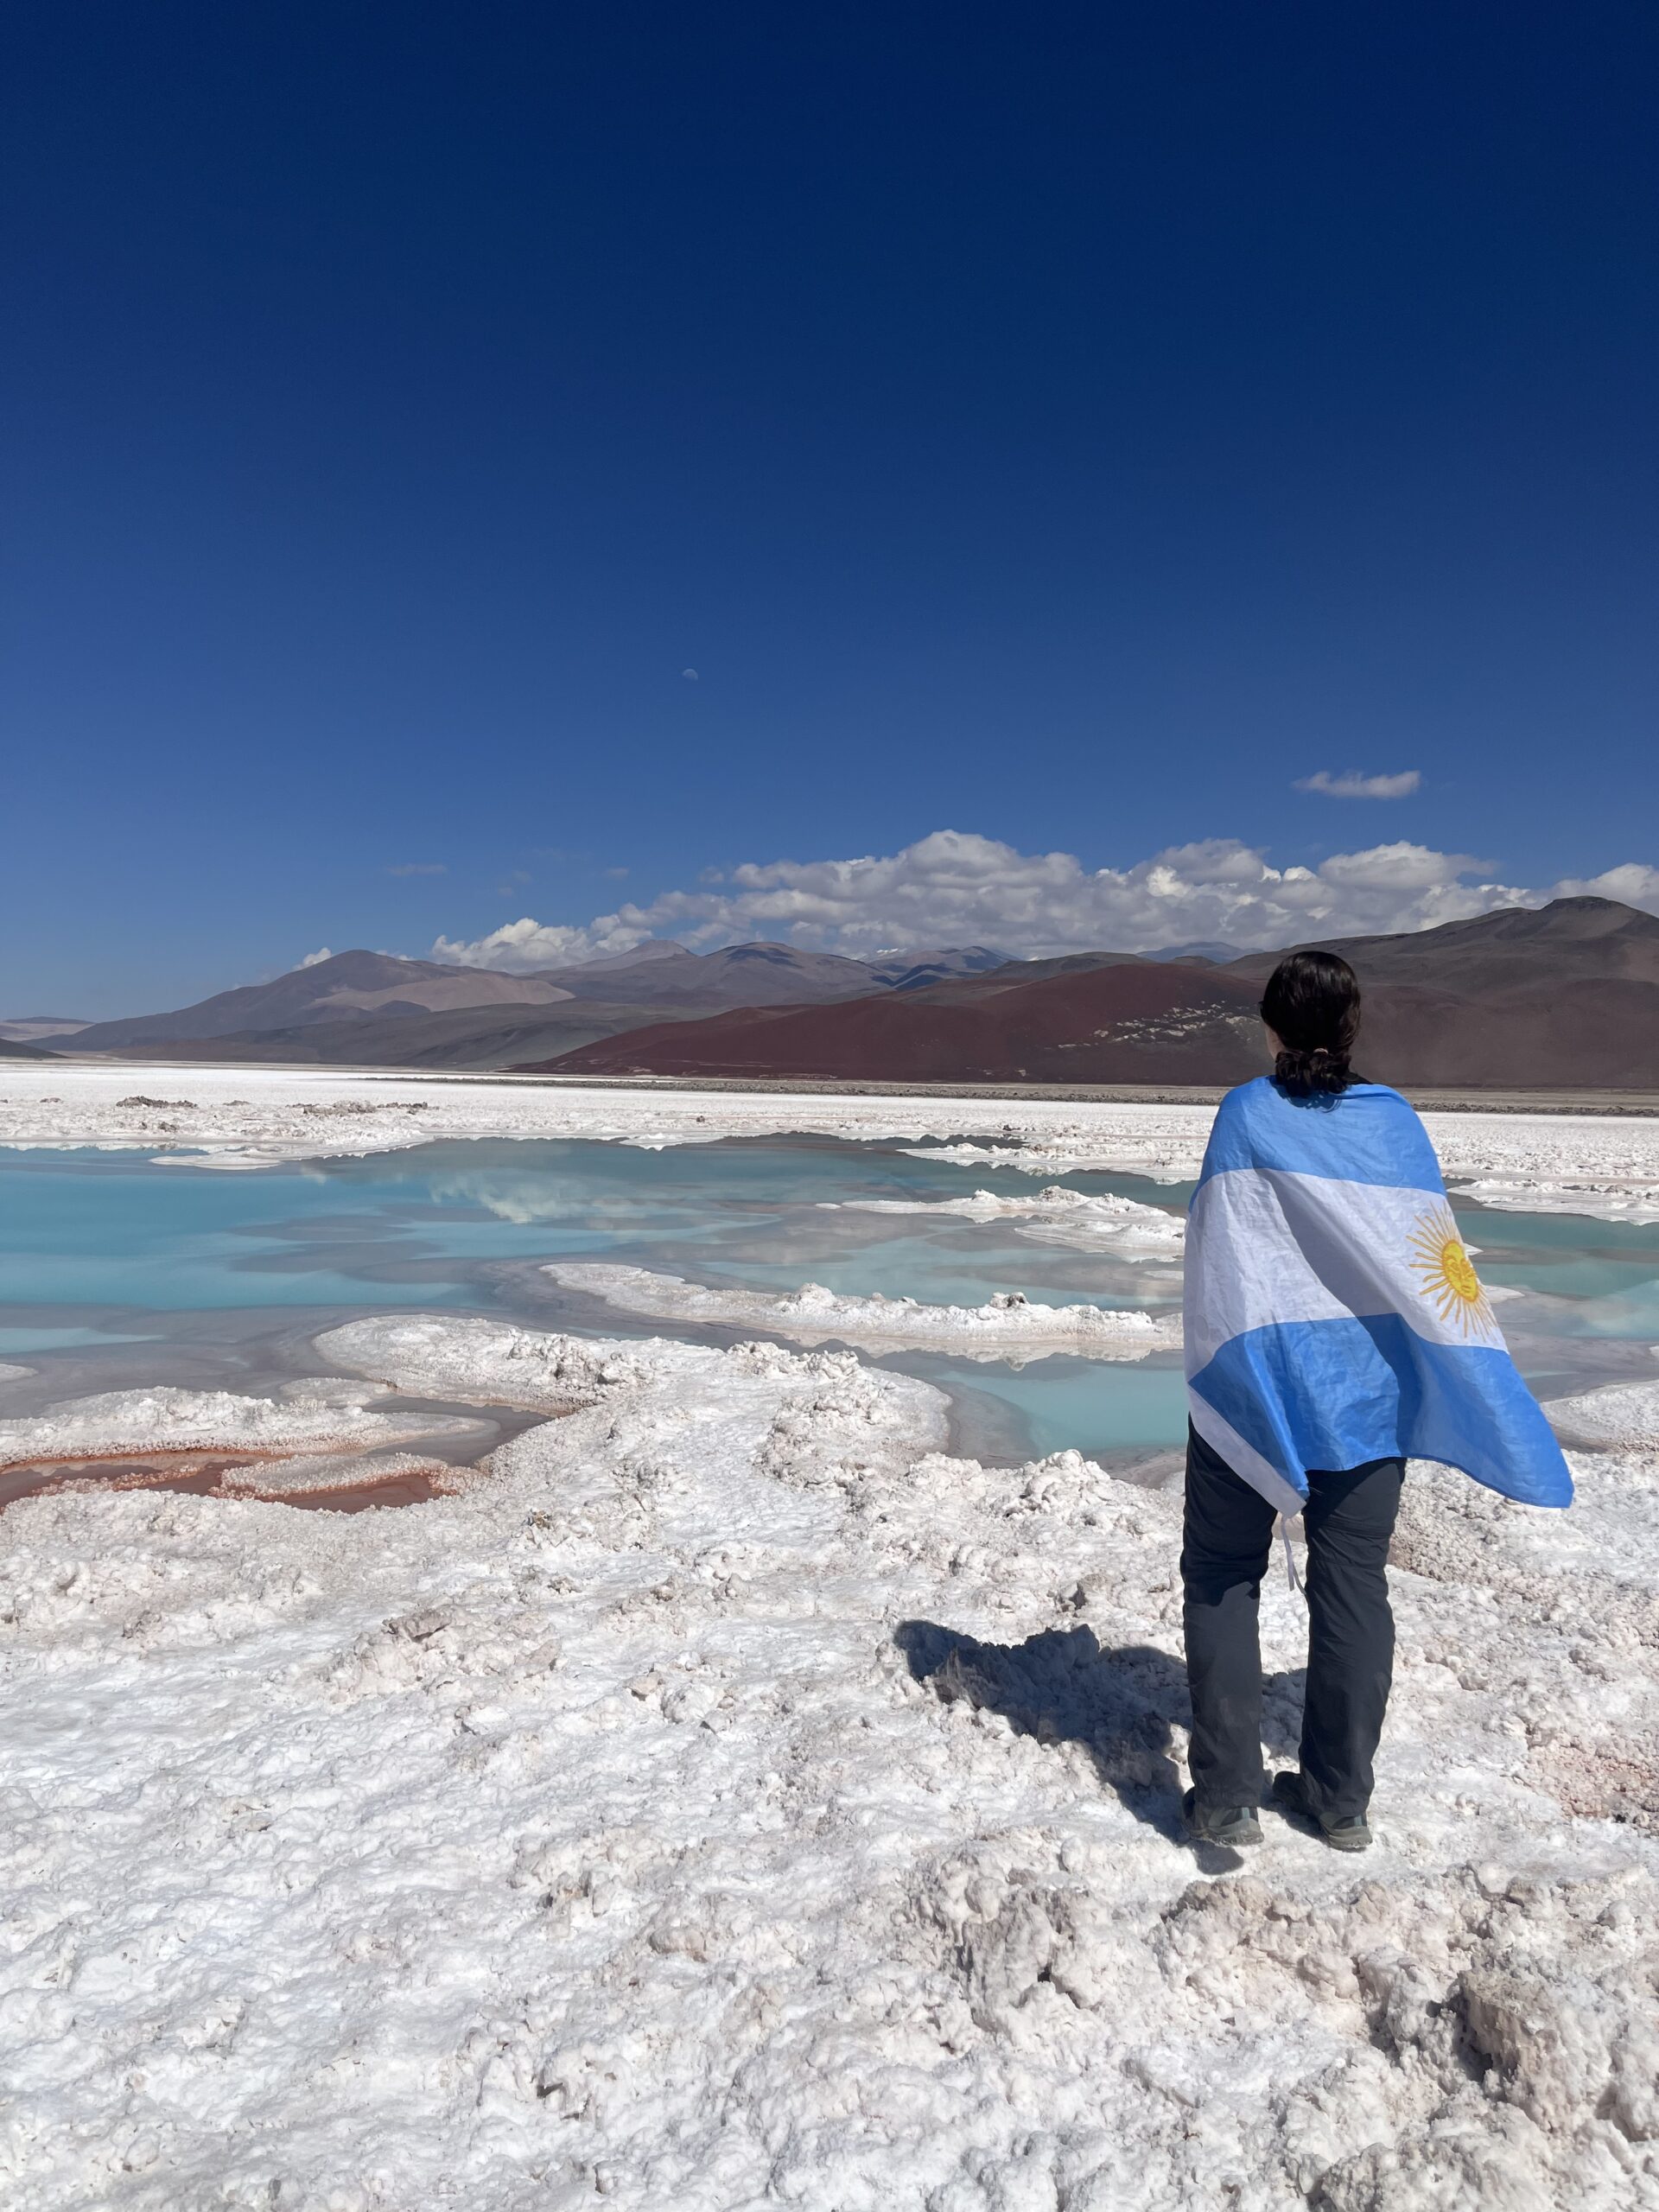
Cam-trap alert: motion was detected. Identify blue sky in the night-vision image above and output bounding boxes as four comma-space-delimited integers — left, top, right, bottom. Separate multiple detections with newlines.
5, 3, 1657, 1013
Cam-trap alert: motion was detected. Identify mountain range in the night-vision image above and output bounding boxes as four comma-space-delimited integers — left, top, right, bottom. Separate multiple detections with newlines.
543, 898, 1659, 1091
41, 942, 1014, 1070
17, 898, 1658, 1090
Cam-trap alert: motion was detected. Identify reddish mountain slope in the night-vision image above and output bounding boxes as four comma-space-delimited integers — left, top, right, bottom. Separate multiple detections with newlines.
534, 962, 1266, 1084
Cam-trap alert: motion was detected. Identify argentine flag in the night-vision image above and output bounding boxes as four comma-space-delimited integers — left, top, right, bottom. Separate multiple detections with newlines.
1184, 1077, 1573, 1516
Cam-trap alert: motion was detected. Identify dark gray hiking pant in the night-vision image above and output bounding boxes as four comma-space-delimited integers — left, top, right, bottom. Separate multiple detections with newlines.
1181, 1421, 1403, 1821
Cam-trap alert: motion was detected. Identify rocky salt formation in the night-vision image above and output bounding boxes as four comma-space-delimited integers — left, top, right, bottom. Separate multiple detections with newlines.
2, 1315, 1656, 2206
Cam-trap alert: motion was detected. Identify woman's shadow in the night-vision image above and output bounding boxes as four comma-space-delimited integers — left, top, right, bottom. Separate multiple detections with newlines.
893, 1618, 1305, 1860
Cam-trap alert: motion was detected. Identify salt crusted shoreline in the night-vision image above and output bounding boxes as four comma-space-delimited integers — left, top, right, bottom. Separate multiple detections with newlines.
5, 1060, 1659, 1220
540, 1260, 1182, 1357
2, 1313, 1657, 2207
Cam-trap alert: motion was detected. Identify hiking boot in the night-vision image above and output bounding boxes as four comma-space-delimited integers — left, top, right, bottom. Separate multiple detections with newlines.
1270, 1769, 1372, 1851
1181, 1787, 1261, 1847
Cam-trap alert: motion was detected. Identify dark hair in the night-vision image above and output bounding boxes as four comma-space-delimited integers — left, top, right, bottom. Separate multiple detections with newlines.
1261, 949, 1361, 1096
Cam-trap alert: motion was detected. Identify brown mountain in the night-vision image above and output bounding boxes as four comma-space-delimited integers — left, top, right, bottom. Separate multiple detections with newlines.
63, 950, 578, 1052
865, 945, 1015, 989
58, 939, 1014, 1064
535, 940, 893, 1007
869, 948, 1149, 1009
1221, 899, 1659, 1089
531, 898, 1659, 1090
133, 997, 719, 1071
1335, 977, 1659, 1088
537, 961, 1266, 1085
1222, 896, 1659, 992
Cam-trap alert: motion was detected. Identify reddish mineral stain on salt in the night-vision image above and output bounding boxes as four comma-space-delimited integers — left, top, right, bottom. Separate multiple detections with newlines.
0, 1449, 461, 1514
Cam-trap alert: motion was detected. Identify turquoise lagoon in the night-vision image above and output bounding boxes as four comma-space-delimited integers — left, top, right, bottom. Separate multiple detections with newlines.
2, 1135, 1656, 1464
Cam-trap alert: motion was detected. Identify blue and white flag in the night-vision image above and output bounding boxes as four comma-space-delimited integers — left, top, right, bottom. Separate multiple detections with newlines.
1184, 1077, 1573, 1514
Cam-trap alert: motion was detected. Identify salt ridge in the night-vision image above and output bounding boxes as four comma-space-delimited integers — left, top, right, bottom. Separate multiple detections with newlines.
829, 1183, 1187, 1254
540, 1260, 1180, 1358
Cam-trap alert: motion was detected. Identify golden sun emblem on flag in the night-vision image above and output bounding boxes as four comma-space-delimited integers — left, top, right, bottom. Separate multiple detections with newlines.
1407, 1202, 1497, 1339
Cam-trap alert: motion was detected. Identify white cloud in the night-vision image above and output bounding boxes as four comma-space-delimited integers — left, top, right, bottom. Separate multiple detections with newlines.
297, 947, 335, 969
385, 862, 448, 877
430, 826, 1659, 970
1314, 840, 1495, 892
431, 915, 656, 970
1295, 769, 1422, 799
1549, 862, 1659, 907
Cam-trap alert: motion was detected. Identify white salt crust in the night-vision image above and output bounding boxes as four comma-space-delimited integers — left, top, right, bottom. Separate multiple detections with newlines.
1, 1316, 1657, 2209
825, 1185, 1188, 1255
1544, 1375, 1659, 1452
0, 1379, 484, 1467
541, 1261, 1180, 1359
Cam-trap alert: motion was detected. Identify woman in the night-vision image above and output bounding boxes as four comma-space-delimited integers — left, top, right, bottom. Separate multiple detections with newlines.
1179, 949, 1573, 1850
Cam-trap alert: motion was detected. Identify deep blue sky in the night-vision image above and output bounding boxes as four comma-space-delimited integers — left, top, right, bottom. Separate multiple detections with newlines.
5, 3, 1657, 1012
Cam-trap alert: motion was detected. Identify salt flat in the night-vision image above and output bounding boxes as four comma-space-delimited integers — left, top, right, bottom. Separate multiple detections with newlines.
2, 1066, 1658, 2208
